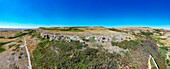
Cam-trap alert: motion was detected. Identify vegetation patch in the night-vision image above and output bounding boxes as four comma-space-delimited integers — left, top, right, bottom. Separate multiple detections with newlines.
80, 36, 89, 42
89, 37, 96, 42
140, 31, 153, 36
30, 31, 37, 38
32, 39, 121, 69
43, 28, 84, 32
9, 44, 16, 48
30, 29, 167, 69
3, 30, 34, 39
112, 40, 139, 50
0, 36, 5, 39
159, 47, 167, 58
0, 47, 6, 53
0, 41, 13, 47
0, 39, 13, 53
7, 32, 27, 39
55, 33, 61, 35
109, 28, 124, 32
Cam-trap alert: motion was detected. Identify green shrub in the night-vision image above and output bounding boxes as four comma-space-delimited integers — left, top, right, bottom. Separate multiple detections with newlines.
84, 47, 98, 55
80, 36, 89, 42
55, 33, 61, 35
80, 36, 85, 40
43, 28, 84, 32
109, 28, 123, 32
0, 36, 5, 39
0, 41, 13, 53
32, 40, 119, 69
0, 47, 6, 53
31, 32, 37, 38
0, 41, 12, 47
11, 53, 15, 55
14, 66, 19, 69
9, 44, 16, 48
89, 37, 96, 42
112, 40, 139, 50
166, 59, 169, 64
140, 31, 153, 36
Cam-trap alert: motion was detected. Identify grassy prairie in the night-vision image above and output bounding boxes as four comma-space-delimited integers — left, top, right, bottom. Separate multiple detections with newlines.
42, 28, 84, 32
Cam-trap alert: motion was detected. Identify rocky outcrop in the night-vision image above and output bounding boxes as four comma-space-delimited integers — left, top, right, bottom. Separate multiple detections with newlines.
39, 32, 134, 45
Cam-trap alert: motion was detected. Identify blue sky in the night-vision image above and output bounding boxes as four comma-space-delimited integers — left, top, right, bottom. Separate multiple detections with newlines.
0, 0, 170, 29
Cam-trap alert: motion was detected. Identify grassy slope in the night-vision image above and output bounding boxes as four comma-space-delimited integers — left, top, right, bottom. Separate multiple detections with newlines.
31, 38, 121, 69
30, 29, 167, 69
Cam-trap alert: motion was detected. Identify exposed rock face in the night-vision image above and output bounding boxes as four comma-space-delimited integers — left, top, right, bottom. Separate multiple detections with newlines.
39, 32, 135, 45
40, 33, 105, 44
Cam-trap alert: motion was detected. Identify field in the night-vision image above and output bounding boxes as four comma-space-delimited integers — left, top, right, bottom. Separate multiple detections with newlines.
0, 27, 169, 69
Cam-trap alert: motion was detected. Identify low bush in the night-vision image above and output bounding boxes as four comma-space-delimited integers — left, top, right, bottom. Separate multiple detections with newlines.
80, 36, 89, 42
55, 33, 61, 35
112, 40, 139, 50
0, 47, 6, 53
0, 41, 13, 47
0, 36, 5, 39
84, 47, 98, 55
109, 28, 123, 32
32, 40, 119, 69
9, 44, 16, 48
0, 41, 13, 53
7, 32, 28, 39
140, 31, 153, 36
43, 28, 84, 32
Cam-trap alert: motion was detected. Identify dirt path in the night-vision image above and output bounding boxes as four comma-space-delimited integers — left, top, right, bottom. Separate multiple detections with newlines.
20, 35, 32, 69
148, 55, 159, 69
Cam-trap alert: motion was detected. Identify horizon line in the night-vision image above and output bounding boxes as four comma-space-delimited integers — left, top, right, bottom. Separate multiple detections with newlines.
0, 26, 169, 30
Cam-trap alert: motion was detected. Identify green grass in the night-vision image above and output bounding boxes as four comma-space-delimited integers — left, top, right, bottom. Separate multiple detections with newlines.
31, 31, 37, 38
159, 47, 167, 58
80, 36, 89, 42
9, 44, 16, 48
0, 41, 13, 53
89, 37, 96, 42
140, 31, 153, 36
43, 28, 84, 32
151, 34, 169, 68
0, 47, 6, 53
112, 40, 139, 50
159, 47, 169, 68
150, 35, 167, 46
55, 33, 61, 35
0, 41, 13, 47
109, 28, 123, 32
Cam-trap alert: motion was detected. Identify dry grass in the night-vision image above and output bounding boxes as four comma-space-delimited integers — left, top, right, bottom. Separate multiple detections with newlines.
38, 27, 119, 36
0, 29, 23, 37
25, 35, 40, 57
0, 38, 17, 42
117, 27, 153, 30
